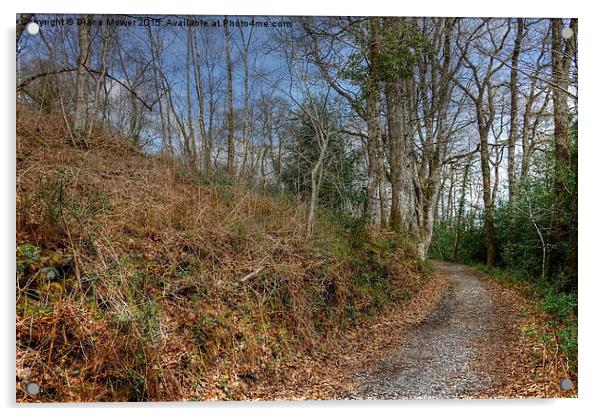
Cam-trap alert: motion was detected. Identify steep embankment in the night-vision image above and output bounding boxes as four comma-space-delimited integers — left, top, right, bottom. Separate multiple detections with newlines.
16, 108, 431, 402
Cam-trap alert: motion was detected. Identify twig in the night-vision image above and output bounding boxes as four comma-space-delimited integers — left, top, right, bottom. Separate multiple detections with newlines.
240, 266, 265, 283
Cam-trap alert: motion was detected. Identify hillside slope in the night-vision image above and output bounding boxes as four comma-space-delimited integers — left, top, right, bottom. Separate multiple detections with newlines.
16, 108, 431, 402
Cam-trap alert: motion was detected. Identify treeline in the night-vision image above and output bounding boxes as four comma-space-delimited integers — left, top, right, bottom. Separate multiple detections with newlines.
431, 122, 577, 291
16, 15, 577, 271
430, 19, 578, 293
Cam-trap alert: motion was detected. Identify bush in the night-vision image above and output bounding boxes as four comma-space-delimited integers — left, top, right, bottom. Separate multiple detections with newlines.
541, 288, 577, 320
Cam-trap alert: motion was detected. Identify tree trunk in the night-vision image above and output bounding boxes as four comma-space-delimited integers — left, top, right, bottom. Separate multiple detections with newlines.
551, 18, 574, 190
364, 18, 383, 227
508, 18, 524, 202
73, 14, 93, 145
236, 27, 253, 178
306, 125, 329, 236
87, 25, 111, 139
16, 14, 34, 47
479, 123, 496, 267
191, 29, 210, 172
549, 18, 577, 276
385, 78, 403, 231
185, 27, 196, 165
147, 26, 171, 155
224, 17, 235, 175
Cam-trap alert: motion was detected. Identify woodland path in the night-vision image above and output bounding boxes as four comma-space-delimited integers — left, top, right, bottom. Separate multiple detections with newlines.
349, 261, 520, 399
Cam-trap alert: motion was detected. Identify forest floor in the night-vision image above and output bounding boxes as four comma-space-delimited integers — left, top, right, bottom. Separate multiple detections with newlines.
258, 261, 576, 400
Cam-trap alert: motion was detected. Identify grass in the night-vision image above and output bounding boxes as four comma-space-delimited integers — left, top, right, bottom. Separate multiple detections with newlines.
16, 107, 429, 401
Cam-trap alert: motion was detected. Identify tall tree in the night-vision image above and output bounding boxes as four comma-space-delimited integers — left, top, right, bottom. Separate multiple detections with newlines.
507, 18, 524, 202
224, 16, 235, 175
519, 30, 550, 180
456, 19, 511, 267
365, 17, 385, 227
304, 96, 334, 235
301, 17, 385, 227
381, 17, 415, 232
411, 17, 464, 259
551, 18, 577, 193
185, 25, 197, 165
549, 18, 577, 281
87, 22, 112, 139
235, 25, 254, 178
73, 14, 93, 145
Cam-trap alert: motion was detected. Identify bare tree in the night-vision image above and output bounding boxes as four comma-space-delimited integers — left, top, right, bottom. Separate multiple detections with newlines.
410, 17, 465, 259
301, 17, 385, 227
87, 22, 113, 139
235, 25, 254, 178
73, 14, 93, 145
224, 16, 235, 175
549, 18, 577, 273
304, 95, 334, 235
147, 24, 172, 154
456, 18, 511, 267
507, 18, 524, 202
551, 18, 577, 190
519, 30, 550, 179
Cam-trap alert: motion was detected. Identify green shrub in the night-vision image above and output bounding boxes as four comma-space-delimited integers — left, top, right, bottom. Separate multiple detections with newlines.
541, 288, 577, 320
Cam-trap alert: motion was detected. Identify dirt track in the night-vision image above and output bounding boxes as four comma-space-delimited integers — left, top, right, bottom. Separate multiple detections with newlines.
249, 260, 572, 400
350, 261, 523, 399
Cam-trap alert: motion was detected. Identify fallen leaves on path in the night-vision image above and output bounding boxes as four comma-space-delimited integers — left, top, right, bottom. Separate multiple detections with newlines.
243, 263, 576, 400
241, 270, 448, 400
469, 272, 577, 398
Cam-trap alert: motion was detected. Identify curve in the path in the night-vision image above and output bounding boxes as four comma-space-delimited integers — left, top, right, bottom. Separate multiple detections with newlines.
352, 261, 497, 399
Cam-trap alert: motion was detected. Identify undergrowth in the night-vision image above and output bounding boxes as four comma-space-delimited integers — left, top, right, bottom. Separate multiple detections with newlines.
476, 265, 578, 375
16, 107, 429, 401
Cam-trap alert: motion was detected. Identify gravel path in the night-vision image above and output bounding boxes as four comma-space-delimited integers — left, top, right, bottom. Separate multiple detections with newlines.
351, 261, 501, 399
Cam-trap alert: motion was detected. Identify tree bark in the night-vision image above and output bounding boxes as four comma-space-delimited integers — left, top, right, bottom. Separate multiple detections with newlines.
411, 17, 459, 259
364, 17, 383, 227
386, 79, 403, 231
147, 26, 171, 155
549, 18, 577, 276
455, 18, 511, 267
185, 26, 197, 165
16, 14, 34, 47
508, 18, 524, 202
551, 18, 575, 187
479, 122, 496, 268
73, 14, 93, 145
87, 24, 111, 139
235, 26, 253, 178
224, 17, 235, 175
